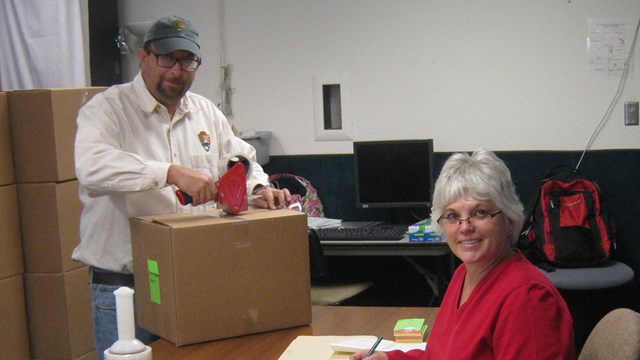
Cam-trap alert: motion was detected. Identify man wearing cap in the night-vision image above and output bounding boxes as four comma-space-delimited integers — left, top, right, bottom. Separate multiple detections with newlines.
72, 16, 291, 358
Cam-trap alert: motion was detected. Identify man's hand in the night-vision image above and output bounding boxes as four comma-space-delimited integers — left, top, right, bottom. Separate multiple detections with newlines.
167, 165, 218, 206
252, 186, 292, 210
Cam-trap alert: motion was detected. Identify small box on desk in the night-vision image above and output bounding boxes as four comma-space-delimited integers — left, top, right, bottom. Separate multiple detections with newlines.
408, 218, 443, 242
394, 318, 428, 343
131, 208, 312, 346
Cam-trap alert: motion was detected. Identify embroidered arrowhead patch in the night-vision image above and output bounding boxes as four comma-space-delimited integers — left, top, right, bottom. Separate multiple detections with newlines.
197, 131, 211, 151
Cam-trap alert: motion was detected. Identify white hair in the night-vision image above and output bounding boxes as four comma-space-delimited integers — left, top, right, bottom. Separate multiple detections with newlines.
431, 149, 524, 245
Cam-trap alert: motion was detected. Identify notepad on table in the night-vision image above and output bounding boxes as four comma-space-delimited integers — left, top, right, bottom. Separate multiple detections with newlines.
278, 336, 426, 360
393, 318, 428, 343
330, 336, 426, 353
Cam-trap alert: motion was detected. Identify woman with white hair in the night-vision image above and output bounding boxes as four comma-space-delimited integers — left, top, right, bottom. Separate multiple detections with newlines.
352, 149, 576, 360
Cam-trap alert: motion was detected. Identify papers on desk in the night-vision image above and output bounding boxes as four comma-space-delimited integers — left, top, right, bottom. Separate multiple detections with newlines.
308, 217, 342, 228
331, 337, 426, 352
278, 335, 426, 360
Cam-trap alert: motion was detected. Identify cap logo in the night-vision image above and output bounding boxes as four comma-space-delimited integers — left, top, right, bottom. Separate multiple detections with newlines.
172, 19, 187, 32
198, 131, 211, 152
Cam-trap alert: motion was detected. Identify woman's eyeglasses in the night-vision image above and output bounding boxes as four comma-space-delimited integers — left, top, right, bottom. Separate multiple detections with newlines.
437, 209, 503, 228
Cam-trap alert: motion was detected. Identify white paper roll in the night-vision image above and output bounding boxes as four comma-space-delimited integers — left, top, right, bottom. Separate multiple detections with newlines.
107, 287, 146, 355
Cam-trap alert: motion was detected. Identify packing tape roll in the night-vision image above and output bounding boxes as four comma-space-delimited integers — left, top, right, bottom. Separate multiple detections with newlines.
218, 153, 252, 178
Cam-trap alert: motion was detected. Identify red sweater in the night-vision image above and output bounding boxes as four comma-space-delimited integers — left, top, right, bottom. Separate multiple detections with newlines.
387, 251, 576, 360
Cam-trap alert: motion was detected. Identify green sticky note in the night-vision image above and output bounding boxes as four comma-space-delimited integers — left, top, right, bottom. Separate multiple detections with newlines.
147, 259, 161, 304
394, 318, 425, 331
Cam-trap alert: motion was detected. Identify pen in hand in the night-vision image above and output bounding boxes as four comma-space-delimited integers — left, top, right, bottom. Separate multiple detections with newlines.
365, 336, 383, 358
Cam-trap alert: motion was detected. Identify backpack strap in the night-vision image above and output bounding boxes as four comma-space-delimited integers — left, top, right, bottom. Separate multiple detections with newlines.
517, 171, 547, 250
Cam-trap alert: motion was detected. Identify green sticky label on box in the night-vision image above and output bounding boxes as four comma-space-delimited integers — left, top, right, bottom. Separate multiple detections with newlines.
147, 259, 161, 304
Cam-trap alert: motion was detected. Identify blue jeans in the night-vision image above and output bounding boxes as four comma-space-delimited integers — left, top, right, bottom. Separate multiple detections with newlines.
91, 281, 158, 359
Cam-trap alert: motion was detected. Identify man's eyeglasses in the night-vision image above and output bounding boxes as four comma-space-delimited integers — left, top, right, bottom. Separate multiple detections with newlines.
147, 49, 202, 72
437, 209, 503, 228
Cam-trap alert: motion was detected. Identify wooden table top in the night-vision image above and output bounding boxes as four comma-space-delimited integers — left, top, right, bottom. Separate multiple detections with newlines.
150, 305, 438, 360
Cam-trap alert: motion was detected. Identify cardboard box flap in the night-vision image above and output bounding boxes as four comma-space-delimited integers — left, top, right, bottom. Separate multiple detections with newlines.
132, 212, 233, 228
133, 208, 306, 228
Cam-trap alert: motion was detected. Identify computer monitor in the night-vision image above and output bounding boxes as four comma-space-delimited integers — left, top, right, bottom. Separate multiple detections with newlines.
353, 139, 434, 211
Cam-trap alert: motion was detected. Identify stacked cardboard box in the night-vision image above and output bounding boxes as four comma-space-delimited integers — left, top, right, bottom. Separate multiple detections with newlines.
0, 92, 14, 186
8, 88, 105, 360
0, 275, 30, 360
9, 88, 105, 183
0, 92, 30, 359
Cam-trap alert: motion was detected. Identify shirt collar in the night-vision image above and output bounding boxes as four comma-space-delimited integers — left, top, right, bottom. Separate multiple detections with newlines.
133, 72, 200, 115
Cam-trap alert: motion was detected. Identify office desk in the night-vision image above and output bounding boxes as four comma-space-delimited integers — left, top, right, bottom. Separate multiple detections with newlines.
150, 305, 437, 360
321, 237, 454, 298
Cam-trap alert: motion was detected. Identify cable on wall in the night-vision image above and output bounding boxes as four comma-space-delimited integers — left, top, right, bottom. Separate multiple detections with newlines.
575, 17, 640, 170
218, 0, 234, 117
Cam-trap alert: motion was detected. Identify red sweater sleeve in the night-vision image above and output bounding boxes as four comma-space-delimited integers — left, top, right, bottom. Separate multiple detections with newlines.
492, 284, 576, 360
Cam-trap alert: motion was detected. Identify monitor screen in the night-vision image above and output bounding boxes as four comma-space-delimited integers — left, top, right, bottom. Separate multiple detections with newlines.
354, 139, 434, 209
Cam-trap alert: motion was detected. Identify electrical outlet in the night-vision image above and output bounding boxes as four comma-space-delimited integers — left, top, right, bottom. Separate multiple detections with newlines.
625, 101, 639, 126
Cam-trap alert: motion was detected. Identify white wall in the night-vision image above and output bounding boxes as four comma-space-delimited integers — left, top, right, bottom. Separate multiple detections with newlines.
118, 0, 640, 155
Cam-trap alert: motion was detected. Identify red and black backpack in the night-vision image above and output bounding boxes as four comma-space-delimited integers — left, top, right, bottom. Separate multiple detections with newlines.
518, 166, 616, 270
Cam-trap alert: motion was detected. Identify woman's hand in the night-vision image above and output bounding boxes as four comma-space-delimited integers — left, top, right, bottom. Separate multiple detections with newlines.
350, 350, 389, 360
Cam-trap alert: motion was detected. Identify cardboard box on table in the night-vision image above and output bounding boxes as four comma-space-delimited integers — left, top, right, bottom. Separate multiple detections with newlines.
131, 208, 312, 346
17, 180, 84, 273
0, 184, 23, 279
8, 87, 106, 183
0, 92, 14, 185
0, 275, 30, 360
24, 266, 95, 359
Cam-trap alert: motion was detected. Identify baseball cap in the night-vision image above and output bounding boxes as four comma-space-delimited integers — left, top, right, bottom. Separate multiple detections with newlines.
143, 16, 201, 57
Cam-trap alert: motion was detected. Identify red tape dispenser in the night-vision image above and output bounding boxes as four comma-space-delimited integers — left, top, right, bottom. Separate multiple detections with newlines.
175, 162, 249, 215
215, 162, 248, 214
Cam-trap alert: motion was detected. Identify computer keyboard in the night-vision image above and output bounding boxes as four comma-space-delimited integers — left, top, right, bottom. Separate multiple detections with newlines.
315, 226, 407, 241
